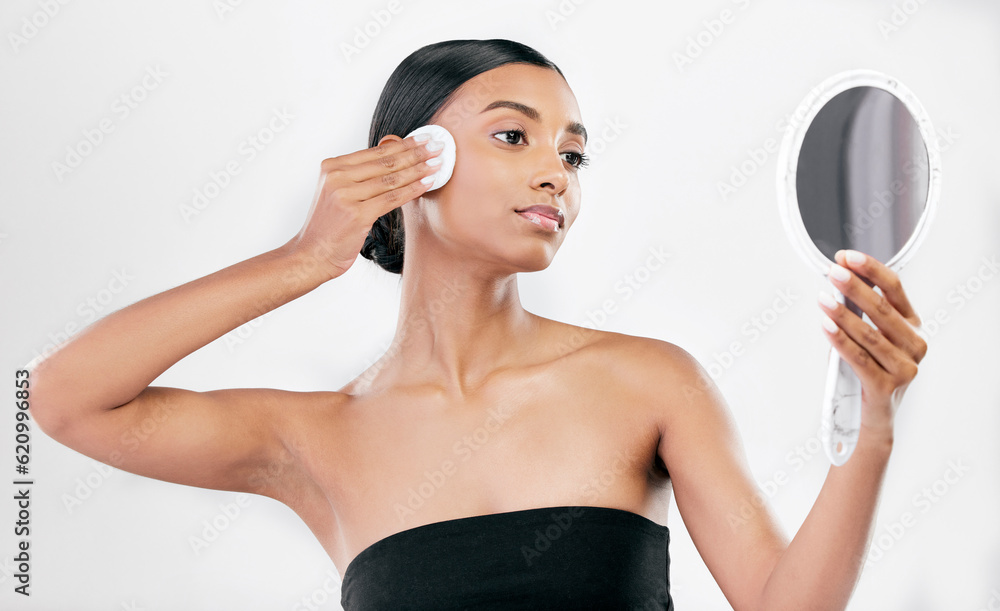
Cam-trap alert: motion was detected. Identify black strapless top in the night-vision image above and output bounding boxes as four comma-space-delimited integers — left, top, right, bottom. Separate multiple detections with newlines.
340, 505, 672, 610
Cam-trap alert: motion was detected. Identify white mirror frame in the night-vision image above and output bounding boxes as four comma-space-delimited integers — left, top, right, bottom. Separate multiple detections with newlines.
775, 68, 942, 277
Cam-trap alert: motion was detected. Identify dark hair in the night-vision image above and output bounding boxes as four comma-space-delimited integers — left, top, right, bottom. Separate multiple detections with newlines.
359, 39, 565, 275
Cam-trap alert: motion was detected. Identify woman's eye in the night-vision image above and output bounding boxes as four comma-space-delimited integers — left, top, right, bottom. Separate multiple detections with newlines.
494, 128, 526, 145
563, 151, 591, 169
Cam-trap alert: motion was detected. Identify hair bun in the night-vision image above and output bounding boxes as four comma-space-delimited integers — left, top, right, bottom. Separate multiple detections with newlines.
361, 209, 405, 274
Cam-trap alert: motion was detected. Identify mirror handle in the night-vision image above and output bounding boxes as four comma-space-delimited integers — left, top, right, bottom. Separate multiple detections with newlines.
821, 291, 866, 465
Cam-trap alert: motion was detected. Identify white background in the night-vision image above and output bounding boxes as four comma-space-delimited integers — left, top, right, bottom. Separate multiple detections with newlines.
2, 1, 998, 610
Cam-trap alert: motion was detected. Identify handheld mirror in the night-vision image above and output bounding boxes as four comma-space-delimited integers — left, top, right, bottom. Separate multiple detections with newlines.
775, 69, 941, 465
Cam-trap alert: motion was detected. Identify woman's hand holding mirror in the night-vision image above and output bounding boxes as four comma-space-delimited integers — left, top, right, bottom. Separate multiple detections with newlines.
818, 249, 928, 442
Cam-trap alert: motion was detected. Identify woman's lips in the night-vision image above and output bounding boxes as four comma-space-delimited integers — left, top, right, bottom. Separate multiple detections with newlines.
516, 210, 560, 231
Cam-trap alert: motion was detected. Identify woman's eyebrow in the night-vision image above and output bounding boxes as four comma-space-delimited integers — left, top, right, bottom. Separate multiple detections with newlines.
480, 99, 588, 145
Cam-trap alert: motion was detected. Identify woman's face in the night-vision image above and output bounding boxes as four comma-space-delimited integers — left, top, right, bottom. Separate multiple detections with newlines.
401, 63, 588, 274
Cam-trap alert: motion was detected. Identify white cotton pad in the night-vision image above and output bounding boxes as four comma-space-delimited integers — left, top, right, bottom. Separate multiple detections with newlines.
406, 124, 456, 191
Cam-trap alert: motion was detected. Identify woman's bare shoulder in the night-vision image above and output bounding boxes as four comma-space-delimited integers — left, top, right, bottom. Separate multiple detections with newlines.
556, 324, 693, 369
547, 322, 707, 394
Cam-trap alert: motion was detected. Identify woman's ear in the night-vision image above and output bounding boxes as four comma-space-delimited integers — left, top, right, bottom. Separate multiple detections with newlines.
378, 134, 403, 147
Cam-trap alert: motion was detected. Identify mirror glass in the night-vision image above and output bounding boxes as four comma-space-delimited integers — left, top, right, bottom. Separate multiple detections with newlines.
796, 86, 929, 264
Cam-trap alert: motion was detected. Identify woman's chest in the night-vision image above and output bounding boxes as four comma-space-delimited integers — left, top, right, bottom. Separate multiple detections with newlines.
282, 361, 673, 571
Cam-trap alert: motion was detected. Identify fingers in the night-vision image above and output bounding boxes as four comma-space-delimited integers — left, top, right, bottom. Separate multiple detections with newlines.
828, 250, 928, 363
332, 138, 441, 184
817, 249, 927, 400
356, 165, 436, 218
819, 289, 919, 392
834, 249, 921, 322
325, 134, 435, 173
320, 134, 444, 218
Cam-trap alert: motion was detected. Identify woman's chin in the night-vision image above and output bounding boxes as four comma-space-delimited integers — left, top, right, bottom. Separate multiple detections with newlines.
509, 249, 558, 273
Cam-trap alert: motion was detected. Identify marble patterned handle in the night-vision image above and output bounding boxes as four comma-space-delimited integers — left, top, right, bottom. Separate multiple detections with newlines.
821, 289, 865, 465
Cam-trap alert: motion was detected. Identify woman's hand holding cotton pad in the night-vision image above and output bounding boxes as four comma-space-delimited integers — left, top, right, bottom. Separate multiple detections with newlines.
406, 124, 456, 191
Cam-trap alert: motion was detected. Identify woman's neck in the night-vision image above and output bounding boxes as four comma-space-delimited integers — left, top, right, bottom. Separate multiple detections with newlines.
384, 265, 540, 397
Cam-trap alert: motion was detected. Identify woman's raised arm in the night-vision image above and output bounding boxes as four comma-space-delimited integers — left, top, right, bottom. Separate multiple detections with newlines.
27, 134, 443, 496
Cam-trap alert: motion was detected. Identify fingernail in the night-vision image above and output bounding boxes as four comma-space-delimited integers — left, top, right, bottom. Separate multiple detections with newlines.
413, 133, 431, 142
846, 250, 865, 265
426, 156, 443, 167
425, 139, 444, 151
818, 290, 837, 309
821, 313, 838, 333
829, 263, 850, 282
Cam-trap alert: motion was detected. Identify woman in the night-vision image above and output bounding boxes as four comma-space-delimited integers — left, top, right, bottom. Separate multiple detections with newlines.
29, 39, 927, 610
